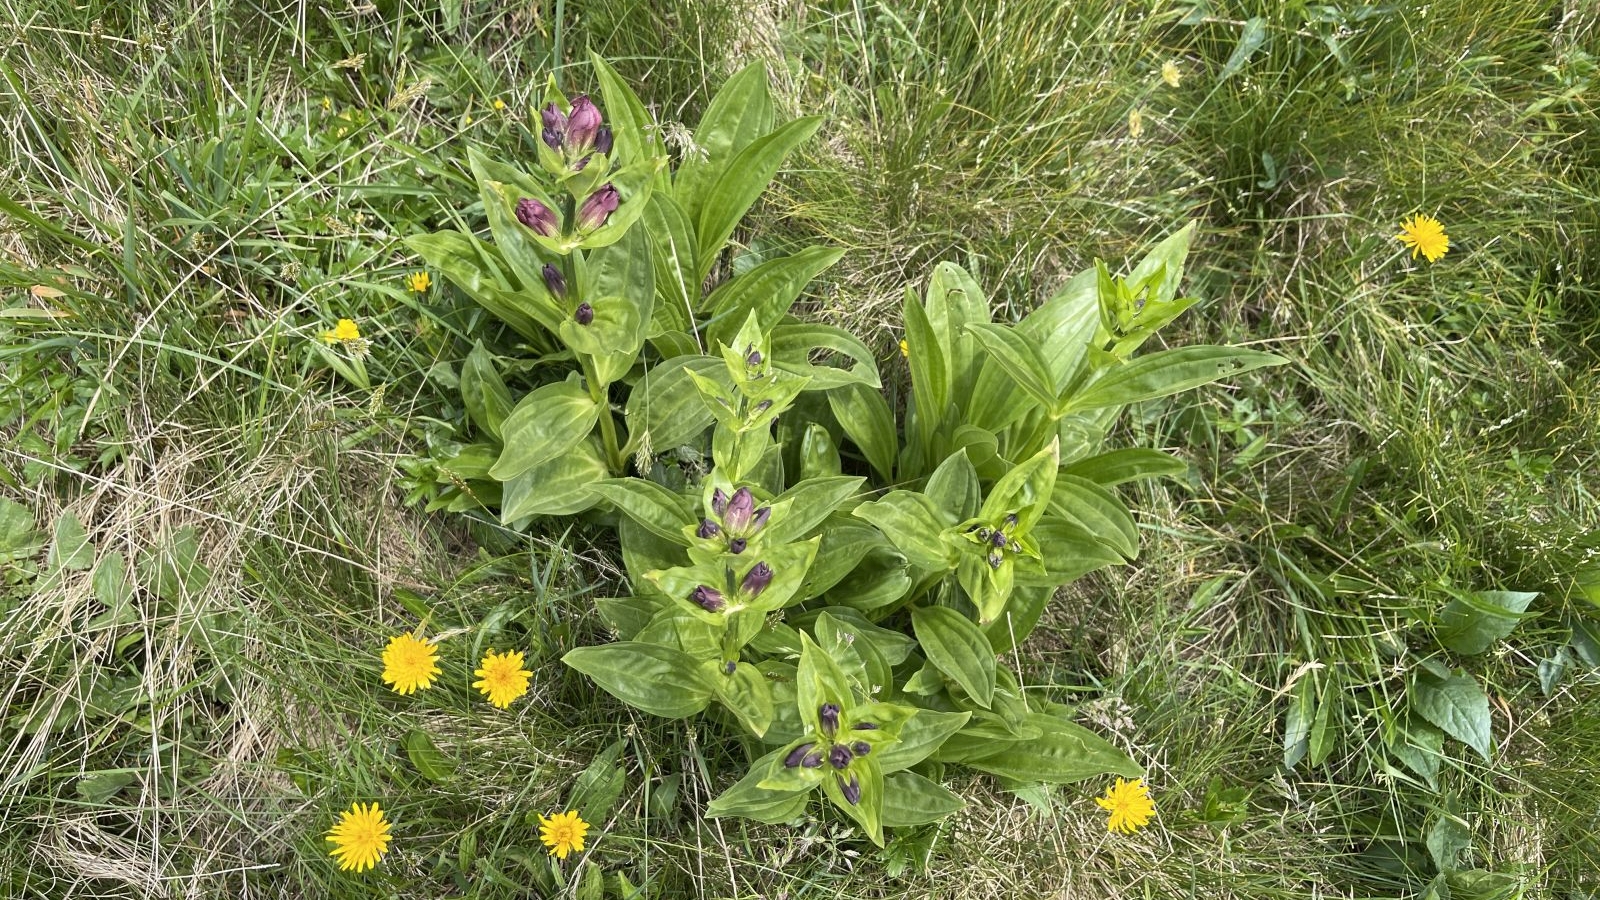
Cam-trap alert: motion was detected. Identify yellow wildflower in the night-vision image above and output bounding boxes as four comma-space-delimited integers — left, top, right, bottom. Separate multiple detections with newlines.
321, 318, 361, 345
473, 648, 531, 709
1395, 213, 1450, 263
381, 632, 440, 695
492, 98, 506, 111
898, 339, 910, 358
538, 810, 590, 860
404, 271, 431, 293
1096, 777, 1155, 834
1127, 107, 1144, 140
1161, 61, 1182, 87
325, 802, 392, 872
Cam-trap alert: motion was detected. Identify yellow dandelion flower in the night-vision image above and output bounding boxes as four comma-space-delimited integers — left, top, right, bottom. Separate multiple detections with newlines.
1161, 61, 1182, 87
1096, 777, 1155, 835
325, 802, 392, 872
321, 96, 333, 112
898, 339, 910, 358
538, 810, 590, 860
1396, 213, 1449, 263
1127, 107, 1145, 140
381, 632, 440, 695
321, 318, 361, 345
473, 648, 531, 709
404, 271, 431, 293
463, 114, 474, 126
492, 98, 506, 111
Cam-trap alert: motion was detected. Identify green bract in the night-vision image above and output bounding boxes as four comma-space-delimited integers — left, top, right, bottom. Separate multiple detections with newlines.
403, 55, 1289, 846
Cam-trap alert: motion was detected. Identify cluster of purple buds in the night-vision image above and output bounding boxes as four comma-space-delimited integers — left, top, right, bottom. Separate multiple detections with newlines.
541, 96, 613, 159
515, 197, 558, 237
687, 561, 772, 614
779, 704, 880, 806
706, 487, 772, 548
971, 511, 1025, 570
576, 184, 620, 231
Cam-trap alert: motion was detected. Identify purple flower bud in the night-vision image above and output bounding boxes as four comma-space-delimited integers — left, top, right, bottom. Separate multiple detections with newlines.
542, 263, 566, 299
566, 95, 602, 152
828, 744, 852, 770
594, 126, 613, 155
852, 741, 871, 756
753, 400, 773, 415
740, 562, 772, 597
541, 102, 567, 138
801, 751, 822, 768
574, 302, 595, 326
515, 197, 558, 237
1005, 513, 1019, 528
697, 519, 720, 539
991, 530, 1008, 548
746, 347, 763, 367
851, 721, 879, 731
784, 742, 816, 768
750, 506, 771, 534
1010, 539, 1022, 553
541, 126, 563, 151
976, 527, 992, 542
572, 154, 591, 172
819, 703, 840, 737
988, 551, 1004, 569
723, 660, 737, 675
728, 537, 747, 555
690, 585, 725, 613
711, 488, 729, 517
724, 487, 755, 532
576, 184, 620, 230
841, 773, 861, 805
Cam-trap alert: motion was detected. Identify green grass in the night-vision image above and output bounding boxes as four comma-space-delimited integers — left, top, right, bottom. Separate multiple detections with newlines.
2, 0, 1598, 897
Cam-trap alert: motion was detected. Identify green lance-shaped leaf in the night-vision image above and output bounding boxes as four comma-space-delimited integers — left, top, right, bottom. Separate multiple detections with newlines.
1063, 346, 1289, 413
1435, 589, 1538, 656
763, 476, 866, 546
965, 322, 1060, 413
642, 193, 698, 335
570, 157, 667, 252
904, 289, 950, 448
925, 449, 981, 521
460, 342, 515, 442
912, 605, 997, 708
1126, 220, 1196, 309
404, 729, 457, 783
588, 478, 695, 546
714, 660, 775, 737
961, 712, 1142, 784
563, 642, 714, 719
499, 438, 608, 521
852, 490, 955, 571
694, 116, 823, 282
828, 381, 898, 483
705, 246, 844, 346
771, 323, 882, 391
589, 53, 664, 172
625, 356, 724, 453
799, 423, 843, 480
1046, 474, 1138, 559
980, 440, 1059, 534
705, 747, 810, 824
672, 61, 775, 228
1060, 448, 1188, 486
406, 231, 553, 341
924, 261, 991, 419
874, 709, 971, 774
880, 771, 965, 827
1410, 669, 1493, 761
489, 381, 600, 482
1014, 517, 1125, 587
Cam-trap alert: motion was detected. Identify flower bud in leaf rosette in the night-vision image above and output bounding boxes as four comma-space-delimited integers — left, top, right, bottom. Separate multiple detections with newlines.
952, 440, 1058, 624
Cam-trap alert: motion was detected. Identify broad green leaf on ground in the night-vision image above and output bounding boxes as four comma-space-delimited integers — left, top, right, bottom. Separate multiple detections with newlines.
1411, 670, 1493, 761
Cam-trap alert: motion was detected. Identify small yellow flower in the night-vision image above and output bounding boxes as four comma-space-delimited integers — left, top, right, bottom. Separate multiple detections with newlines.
538, 810, 590, 860
463, 114, 474, 126
321, 96, 333, 112
898, 339, 910, 358
1395, 213, 1450, 263
404, 271, 431, 293
492, 98, 506, 111
321, 317, 361, 345
1161, 61, 1182, 87
326, 802, 392, 872
381, 632, 440, 695
473, 648, 531, 709
1096, 777, 1155, 834
1127, 107, 1145, 140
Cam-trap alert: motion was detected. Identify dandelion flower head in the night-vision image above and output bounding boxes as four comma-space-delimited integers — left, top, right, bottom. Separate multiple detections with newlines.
1396, 213, 1449, 263
473, 648, 531, 709
1095, 777, 1155, 834
325, 802, 392, 872
405, 271, 431, 293
1162, 61, 1182, 87
381, 632, 440, 695
539, 810, 590, 860
322, 318, 361, 345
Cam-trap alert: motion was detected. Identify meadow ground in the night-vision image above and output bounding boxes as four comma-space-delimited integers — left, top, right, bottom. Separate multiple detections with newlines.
2, 1, 1599, 897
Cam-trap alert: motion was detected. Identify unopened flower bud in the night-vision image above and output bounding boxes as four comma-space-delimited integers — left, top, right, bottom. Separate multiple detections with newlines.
1005, 513, 1019, 528
784, 742, 816, 768
852, 741, 871, 756
750, 506, 771, 533
988, 551, 1004, 569
697, 519, 720, 539
851, 721, 879, 731
594, 126, 614, 155
574, 302, 594, 326
542, 263, 566, 299
841, 774, 862, 805
723, 660, 737, 675
829, 744, 852, 770
728, 537, 747, 555
515, 197, 558, 236
724, 487, 755, 532
711, 488, 729, 517
819, 703, 840, 737
801, 751, 822, 768
571, 154, 591, 172
753, 400, 773, 415
1010, 539, 1022, 553
541, 126, 563, 150
576, 184, 620, 230
740, 562, 772, 597
976, 527, 992, 542
541, 103, 566, 142
745, 347, 763, 367
991, 530, 1007, 548
565, 96, 602, 152
690, 585, 725, 613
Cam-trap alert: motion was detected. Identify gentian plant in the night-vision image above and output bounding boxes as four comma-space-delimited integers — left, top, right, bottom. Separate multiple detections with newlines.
403, 55, 1288, 844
